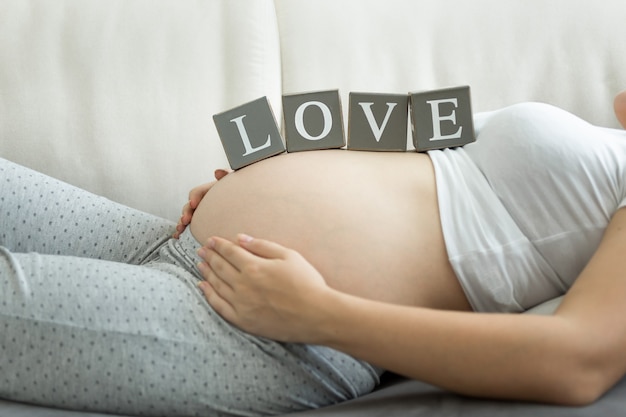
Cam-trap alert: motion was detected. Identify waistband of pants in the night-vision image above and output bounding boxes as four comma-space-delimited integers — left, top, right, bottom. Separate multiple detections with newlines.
150, 228, 204, 280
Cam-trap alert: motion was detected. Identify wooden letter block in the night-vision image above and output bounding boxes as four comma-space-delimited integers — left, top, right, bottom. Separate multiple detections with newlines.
213, 97, 285, 170
410, 85, 475, 152
282, 90, 345, 152
347, 92, 408, 151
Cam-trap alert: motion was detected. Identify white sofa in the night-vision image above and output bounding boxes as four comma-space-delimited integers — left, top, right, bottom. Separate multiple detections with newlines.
1, 1, 626, 416
2, 0, 625, 222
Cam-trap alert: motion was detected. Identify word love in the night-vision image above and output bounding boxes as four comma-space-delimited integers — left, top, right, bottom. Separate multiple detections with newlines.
213, 86, 475, 170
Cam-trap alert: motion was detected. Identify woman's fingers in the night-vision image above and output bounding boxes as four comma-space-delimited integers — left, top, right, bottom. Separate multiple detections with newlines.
214, 168, 231, 180
615, 90, 626, 129
173, 201, 191, 238
189, 169, 230, 208
196, 277, 238, 324
175, 170, 230, 239
188, 181, 216, 208
198, 241, 243, 287
198, 235, 289, 278
181, 201, 194, 223
203, 236, 262, 270
196, 237, 264, 320
237, 234, 290, 260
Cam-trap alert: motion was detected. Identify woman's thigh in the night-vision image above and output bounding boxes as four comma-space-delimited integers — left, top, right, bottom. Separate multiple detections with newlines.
0, 157, 174, 264
0, 249, 379, 416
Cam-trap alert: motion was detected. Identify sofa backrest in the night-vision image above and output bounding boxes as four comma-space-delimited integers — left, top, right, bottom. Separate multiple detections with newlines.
1, 0, 625, 219
0, 0, 281, 219
275, 0, 626, 128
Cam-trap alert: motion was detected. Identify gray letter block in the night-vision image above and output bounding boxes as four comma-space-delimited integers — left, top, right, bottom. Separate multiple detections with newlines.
282, 90, 345, 152
212, 96, 285, 170
347, 92, 408, 151
410, 86, 475, 152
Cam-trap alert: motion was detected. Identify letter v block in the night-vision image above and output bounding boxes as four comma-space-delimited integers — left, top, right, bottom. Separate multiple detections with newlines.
347, 92, 408, 151
213, 97, 286, 170
410, 86, 475, 152
282, 90, 346, 152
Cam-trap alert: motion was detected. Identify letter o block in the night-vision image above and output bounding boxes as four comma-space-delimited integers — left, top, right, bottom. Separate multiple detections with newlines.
213, 97, 286, 170
282, 90, 346, 152
410, 86, 475, 152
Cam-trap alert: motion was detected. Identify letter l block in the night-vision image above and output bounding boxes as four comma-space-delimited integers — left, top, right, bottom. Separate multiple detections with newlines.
410, 86, 475, 152
213, 97, 286, 170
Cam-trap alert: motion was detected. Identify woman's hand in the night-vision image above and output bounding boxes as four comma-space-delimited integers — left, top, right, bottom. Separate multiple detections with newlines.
196, 234, 332, 343
173, 169, 230, 238
615, 90, 626, 129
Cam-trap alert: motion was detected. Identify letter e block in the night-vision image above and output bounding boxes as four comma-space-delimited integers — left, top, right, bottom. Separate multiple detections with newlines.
347, 92, 408, 151
410, 86, 475, 152
282, 90, 345, 152
213, 97, 286, 170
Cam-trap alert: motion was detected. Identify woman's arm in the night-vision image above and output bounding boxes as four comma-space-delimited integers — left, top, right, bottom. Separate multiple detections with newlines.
615, 90, 626, 129
197, 208, 626, 405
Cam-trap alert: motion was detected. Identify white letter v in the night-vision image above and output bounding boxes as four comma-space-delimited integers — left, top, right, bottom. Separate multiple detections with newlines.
358, 102, 398, 142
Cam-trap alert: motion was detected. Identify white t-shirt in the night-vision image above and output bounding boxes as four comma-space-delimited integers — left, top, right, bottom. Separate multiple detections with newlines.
429, 102, 626, 312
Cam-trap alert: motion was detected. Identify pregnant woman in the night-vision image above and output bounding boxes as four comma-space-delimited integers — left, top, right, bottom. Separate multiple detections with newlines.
1, 93, 626, 416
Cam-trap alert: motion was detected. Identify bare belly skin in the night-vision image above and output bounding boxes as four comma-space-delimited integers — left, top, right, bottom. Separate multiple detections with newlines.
190, 150, 471, 311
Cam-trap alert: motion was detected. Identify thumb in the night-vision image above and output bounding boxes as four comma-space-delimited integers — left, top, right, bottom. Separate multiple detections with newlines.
237, 234, 290, 260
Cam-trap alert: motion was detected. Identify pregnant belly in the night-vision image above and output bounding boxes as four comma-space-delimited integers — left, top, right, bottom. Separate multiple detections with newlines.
190, 150, 469, 310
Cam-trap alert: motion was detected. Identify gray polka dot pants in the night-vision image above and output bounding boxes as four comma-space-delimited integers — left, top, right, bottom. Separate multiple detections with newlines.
0, 158, 380, 416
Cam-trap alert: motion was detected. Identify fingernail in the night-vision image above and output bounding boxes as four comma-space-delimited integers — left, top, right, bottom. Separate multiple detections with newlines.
206, 238, 216, 249
238, 233, 253, 243
197, 247, 206, 258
